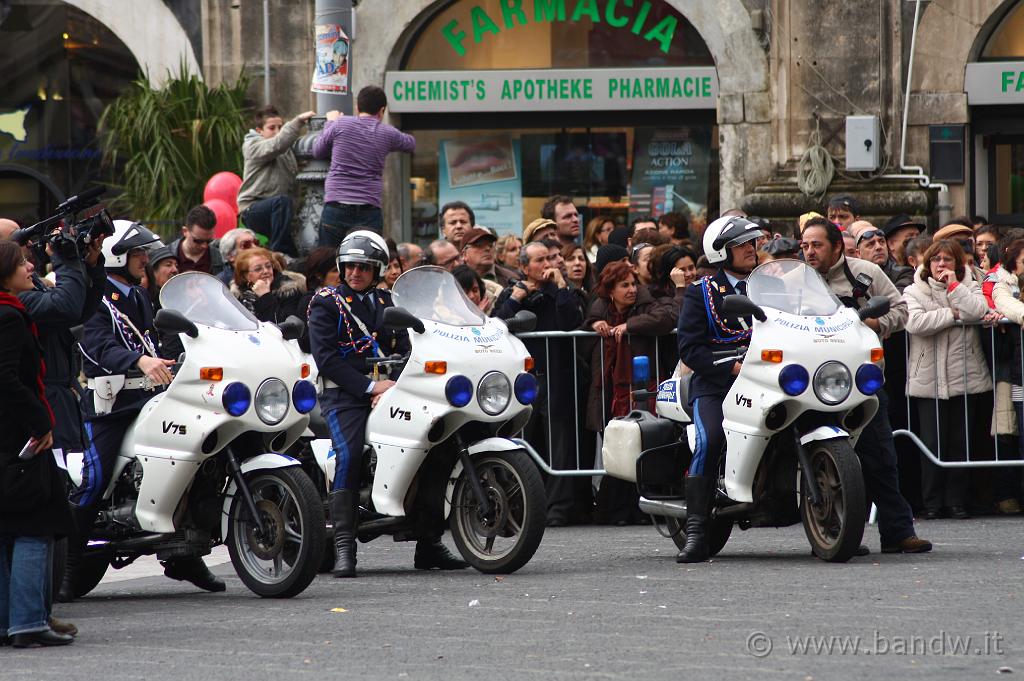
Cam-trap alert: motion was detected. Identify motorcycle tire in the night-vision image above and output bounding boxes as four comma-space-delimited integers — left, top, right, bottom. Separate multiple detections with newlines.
449, 450, 546, 574
73, 554, 110, 599
226, 467, 326, 598
800, 439, 866, 563
665, 516, 733, 557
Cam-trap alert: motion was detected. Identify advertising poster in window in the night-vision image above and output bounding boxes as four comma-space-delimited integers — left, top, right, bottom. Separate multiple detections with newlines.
629, 127, 711, 231
438, 135, 523, 236
311, 24, 349, 94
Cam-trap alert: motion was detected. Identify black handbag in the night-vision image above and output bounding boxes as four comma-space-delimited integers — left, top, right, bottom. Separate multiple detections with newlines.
0, 452, 53, 513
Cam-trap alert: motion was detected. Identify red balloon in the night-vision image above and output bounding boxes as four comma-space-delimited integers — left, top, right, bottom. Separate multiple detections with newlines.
203, 171, 243, 213
204, 198, 237, 238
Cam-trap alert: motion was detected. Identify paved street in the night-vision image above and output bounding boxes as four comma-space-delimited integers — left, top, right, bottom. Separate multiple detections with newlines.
4, 518, 1021, 680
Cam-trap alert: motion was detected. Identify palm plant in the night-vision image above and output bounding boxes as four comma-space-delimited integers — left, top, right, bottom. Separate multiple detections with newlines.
99, 61, 250, 232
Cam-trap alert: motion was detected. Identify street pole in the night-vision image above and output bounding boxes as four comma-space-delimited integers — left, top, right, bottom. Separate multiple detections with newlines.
314, 0, 354, 115
262, 0, 271, 104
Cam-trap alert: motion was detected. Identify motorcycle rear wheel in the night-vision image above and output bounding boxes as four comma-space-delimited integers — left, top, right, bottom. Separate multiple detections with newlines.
800, 440, 866, 563
449, 450, 546, 574
227, 468, 325, 598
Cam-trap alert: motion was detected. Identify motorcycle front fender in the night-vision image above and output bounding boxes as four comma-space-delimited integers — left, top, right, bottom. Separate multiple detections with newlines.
444, 437, 526, 520
221, 453, 302, 540
799, 426, 851, 445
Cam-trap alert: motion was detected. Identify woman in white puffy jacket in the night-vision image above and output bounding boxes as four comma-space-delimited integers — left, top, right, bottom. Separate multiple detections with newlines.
903, 239, 997, 520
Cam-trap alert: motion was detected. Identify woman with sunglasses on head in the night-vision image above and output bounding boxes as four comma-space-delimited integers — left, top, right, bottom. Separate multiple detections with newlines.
231, 246, 307, 324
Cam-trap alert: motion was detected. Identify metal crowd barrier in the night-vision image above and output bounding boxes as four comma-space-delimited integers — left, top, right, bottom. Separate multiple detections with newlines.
894, 319, 1024, 468
514, 322, 1024, 478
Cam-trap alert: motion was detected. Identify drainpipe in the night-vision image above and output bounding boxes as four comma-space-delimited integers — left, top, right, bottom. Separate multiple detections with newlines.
881, 0, 951, 226
262, 0, 271, 104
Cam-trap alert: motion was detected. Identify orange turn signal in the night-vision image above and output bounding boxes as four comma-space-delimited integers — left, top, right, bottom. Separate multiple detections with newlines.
525, 357, 535, 372
425, 361, 447, 375
761, 350, 783, 363
199, 367, 223, 381
300, 363, 311, 378
870, 348, 884, 362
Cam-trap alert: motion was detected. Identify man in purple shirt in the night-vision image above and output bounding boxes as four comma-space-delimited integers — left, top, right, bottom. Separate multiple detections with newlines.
313, 86, 416, 245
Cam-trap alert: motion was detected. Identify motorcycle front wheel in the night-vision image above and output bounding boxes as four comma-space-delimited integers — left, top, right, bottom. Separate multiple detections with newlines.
449, 450, 546, 574
800, 439, 866, 563
226, 467, 325, 598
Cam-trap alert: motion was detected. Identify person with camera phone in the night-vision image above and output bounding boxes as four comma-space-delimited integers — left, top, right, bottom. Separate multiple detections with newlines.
0, 241, 74, 648
68, 220, 225, 598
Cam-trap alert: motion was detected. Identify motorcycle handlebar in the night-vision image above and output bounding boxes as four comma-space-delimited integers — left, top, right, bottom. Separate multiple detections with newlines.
711, 346, 747, 360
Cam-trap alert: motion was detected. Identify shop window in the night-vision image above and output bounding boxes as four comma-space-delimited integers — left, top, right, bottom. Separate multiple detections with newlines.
993, 140, 1024, 216
0, 1, 139, 220
403, 0, 714, 70
982, 1, 1024, 59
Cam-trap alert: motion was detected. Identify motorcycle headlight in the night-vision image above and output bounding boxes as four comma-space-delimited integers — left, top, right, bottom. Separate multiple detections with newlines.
813, 361, 852, 405
514, 372, 538, 405
856, 363, 885, 395
222, 382, 251, 417
477, 371, 511, 415
255, 378, 290, 425
778, 364, 809, 396
292, 380, 318, 414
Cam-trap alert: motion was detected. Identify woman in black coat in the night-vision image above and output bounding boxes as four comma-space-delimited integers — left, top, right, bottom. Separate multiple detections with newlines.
0, 241, 73, 647
230, 247, 307, 324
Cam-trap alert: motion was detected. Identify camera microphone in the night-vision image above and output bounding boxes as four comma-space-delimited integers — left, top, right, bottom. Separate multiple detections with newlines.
57, 185, 106, 212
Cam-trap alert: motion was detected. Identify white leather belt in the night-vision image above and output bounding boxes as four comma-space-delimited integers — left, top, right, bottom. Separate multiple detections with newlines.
87, 376, 150, 391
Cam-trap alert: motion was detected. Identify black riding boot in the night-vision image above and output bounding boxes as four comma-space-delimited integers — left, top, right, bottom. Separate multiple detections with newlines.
56, 508, 97, 603
676, 476, 714, 564
330, 489, 357, 578
414, 535, 469, 570
162, 557, 226, 592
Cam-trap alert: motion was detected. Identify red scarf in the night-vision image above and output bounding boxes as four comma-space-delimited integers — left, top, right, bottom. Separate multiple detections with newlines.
600, 305, 653, 418
0, 291, 55, 426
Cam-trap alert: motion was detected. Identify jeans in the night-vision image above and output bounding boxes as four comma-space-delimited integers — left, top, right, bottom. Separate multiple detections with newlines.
319, 203, 382, 248
0, 535, 50, 636
242, 195, 296, 255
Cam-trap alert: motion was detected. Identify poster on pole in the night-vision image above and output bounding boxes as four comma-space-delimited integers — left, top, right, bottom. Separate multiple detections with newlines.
438, 135, 523, 236
629, 127, 711, 232
311, 24, 349, 94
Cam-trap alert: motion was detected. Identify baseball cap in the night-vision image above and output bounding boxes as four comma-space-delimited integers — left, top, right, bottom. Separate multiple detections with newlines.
523, 218, 556, 243
460, 227, 497, 250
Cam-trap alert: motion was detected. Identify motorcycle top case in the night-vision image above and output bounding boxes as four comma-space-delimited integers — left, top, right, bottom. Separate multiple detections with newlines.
602, 409, 678, 483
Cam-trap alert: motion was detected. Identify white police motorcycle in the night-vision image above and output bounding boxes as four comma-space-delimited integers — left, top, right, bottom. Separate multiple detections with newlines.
306, 266, 548, 574
66, 272, 325, 598
603, 260, 890, 562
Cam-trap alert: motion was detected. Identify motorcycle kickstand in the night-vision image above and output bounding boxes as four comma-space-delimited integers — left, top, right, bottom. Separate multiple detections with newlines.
793, 429, 825, 508
225, 446, 269, 539
454, 435, 495, 521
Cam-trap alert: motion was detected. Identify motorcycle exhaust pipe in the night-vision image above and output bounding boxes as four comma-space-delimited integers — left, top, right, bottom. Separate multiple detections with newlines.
639, 497, 755, 520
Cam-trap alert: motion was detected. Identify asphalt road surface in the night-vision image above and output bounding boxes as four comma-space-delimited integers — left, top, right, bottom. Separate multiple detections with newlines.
5, 518, 1020, 680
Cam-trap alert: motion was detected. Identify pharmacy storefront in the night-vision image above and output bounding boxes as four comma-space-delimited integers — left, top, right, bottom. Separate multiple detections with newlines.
376, 0, 724, 242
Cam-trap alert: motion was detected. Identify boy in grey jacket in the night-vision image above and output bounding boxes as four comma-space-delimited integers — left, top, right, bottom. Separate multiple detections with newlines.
237, 106, 314, 255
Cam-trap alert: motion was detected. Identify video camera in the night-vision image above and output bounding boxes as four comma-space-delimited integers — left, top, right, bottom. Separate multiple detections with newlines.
11, 186, 115, 260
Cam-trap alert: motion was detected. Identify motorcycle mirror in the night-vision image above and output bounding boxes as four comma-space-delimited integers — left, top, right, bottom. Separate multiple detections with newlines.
858, 295, 891, 321
277, 315, 305, 341
721, 294, 767, 322
383, 306, 425, 334
505, 310, 538, 334
154, 309, 199, 338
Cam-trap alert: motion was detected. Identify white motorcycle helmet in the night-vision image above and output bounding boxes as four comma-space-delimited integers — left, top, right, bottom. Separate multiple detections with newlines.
336, 230, 390, 280
702, 216, 766, 265
102, 219, 162, 269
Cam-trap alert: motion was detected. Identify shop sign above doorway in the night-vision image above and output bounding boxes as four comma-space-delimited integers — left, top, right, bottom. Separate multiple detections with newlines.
966, 62, 1024, 105
385, 66, 717, 112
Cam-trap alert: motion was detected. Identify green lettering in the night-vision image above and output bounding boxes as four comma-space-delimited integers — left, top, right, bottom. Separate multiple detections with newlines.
416, 80, 426, 100
501, 79, 513, 99
534, 0, 566, 22
608, 79, 619, 96
643, 15, 676, 53
470, 6, 501, 44
644, 78, 654, 98
630, 1, 652, 35
701, 77, 711, 97
429, 81, 442, 99
500, 0, 528, 29
1002, 71, 1014, 92
403, 80, 415, 100
441, 19, 467, 56
475, 80, 486, 100
583, 80, 592, 98
513, 79, 524, 98
656, 78, 668, 98
680, 78, 690, 97
604, 0, 629, 27
632, 79, 642, 97
559, 79, 569, 98
1017, 71, 1024, 92
571, 0, 600, 22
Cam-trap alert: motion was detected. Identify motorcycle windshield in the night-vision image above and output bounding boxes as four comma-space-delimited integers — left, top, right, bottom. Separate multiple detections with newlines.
391, 266, 486, 326
746, 260, 842, 316
159, 271, 260, 330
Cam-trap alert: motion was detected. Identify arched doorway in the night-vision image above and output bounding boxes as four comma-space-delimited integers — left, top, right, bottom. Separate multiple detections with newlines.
0, 1, 141, 222
366, 0, 749, 243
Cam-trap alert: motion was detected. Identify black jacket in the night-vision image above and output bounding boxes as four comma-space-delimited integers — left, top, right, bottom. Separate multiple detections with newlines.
0, 303, 72, 537
492, 280, 583, 380
231, 270, 307, 325
677, 270, 752, 402
308, 283, 409, 414
80, 278, 162, 419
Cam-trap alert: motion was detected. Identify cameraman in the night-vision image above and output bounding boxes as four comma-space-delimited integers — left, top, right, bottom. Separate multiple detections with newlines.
4, 220, 106, 631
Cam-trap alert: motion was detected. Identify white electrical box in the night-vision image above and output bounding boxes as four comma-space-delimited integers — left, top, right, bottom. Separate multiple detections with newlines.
845, 115, 881, 171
